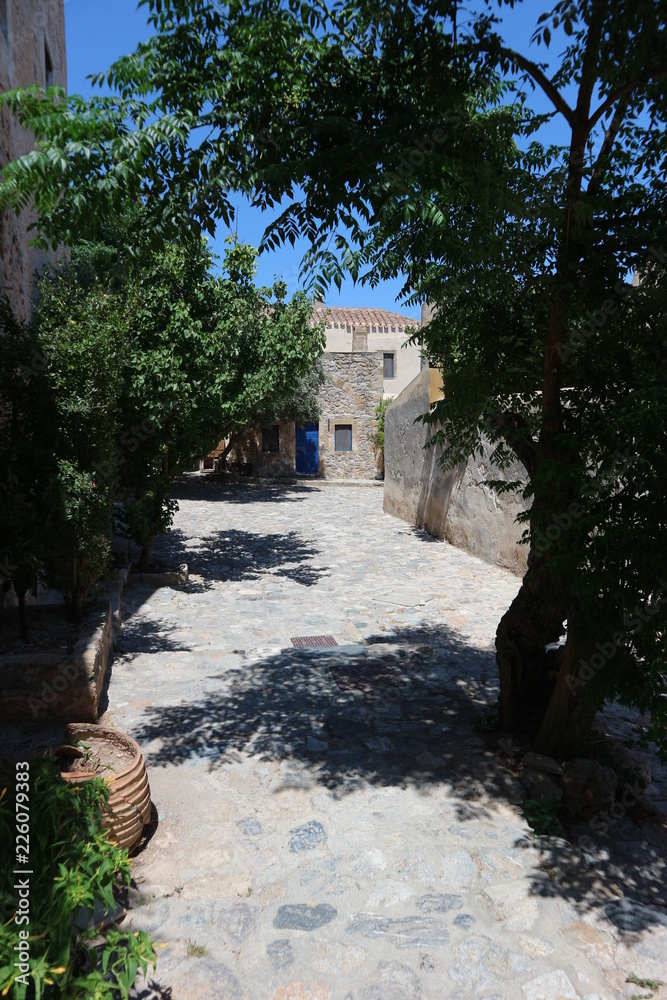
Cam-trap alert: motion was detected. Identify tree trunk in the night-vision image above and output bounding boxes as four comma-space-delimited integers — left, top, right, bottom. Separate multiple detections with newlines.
534, 616, 597, 757
68, 587, 85, 624
138, 535, 155, 572
496, 8, 606, 744
220, 433, 237, 467
66, 561, 85, 623
496, 545, 567, 733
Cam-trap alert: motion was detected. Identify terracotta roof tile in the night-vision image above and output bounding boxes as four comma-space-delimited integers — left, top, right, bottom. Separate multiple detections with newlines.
311, 305, 419, 331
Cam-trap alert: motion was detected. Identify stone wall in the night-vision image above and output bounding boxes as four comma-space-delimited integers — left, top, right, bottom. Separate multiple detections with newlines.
318, 352, 383, 479
0, 0, 67, 320
228, 421, 296, 477
384, 367, 530, 575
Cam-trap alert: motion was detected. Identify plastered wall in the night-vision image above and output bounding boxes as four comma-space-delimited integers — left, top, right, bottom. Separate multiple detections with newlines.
384, 368, 529, 575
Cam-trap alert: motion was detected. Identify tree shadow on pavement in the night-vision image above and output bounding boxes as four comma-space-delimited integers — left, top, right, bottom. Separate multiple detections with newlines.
152, 526, 326, 591
131, 621, 667, 932
114, 615, 192, 658
169, 474, 314, 505
131, 981, 173, 999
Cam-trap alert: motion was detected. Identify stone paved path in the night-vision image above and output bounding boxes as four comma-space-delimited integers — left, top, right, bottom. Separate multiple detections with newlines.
101, 477, 667, 1000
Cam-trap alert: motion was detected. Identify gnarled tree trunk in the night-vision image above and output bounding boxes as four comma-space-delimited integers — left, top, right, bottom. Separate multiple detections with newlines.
534, 612, 597, 757
496, 542, 567, 733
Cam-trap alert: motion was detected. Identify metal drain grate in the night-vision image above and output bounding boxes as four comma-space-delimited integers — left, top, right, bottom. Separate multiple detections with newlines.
291, 635, 339, 648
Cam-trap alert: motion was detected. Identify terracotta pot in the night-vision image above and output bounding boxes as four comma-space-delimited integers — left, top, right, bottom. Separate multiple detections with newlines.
56, 723, 151, 851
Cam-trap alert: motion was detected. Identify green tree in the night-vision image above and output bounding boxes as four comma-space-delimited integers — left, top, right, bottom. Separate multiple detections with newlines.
34, 271, 127, 621
250, 357, 326, 428
0, 302, 55, 637
120, 238, 323, 568
68, 218, 325, 568
1, 0, 665, 755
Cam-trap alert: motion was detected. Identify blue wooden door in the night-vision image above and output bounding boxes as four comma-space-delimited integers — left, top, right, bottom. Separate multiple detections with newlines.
295, 423, 319, 475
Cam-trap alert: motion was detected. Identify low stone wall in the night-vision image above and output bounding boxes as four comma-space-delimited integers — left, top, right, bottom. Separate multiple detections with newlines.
318, 352, 383, 480
0, 570, 126, 723
384, 368, 529, 575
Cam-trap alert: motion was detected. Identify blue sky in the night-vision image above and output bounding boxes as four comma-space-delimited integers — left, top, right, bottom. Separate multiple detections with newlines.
63, 0, 574, 319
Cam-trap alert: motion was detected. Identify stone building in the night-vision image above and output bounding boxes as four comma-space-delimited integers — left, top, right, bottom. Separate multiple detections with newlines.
0, 0, 67, 320
225, 350, 384, 480
219, 301, 420, 480
317, 351, 384, 478
313, 302, 421, 398
215, 301, 421, 480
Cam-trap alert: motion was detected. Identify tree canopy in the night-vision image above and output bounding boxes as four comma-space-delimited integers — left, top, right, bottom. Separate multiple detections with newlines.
64, 219, 325, 568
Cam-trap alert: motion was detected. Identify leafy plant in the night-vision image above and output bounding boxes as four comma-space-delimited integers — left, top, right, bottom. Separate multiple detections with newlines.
0, 758, 155, 999
0, 301, 55, 637
186, 941, 207, 959
34, 271, 127, 621
521, 795, 565, 838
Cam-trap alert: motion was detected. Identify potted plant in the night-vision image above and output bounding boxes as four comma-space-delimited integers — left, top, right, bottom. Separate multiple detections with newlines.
54, 723, 151, 851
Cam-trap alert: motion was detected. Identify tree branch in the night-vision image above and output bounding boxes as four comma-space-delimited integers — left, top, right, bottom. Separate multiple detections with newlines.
587, 95, 629, 199
588, 67, 667, 132
486, 410, 539, 475
574, 0, 606, 125
498, 47, 574, 126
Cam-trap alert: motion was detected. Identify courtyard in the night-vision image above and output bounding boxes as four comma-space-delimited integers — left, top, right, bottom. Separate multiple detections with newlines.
98, 477, 667, 1000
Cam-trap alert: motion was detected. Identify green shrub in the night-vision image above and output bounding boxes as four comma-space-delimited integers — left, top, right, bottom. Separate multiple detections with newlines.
0, 758, 155, 999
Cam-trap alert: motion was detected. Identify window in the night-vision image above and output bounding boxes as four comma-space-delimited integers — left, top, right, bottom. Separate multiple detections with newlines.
383, 352, 395, 379
261, 425, 280, 452
334, 424, 352, 452
44, 41, 54, 87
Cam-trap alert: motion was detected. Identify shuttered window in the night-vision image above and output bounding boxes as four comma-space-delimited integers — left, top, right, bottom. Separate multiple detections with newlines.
383, 352, 395, 378
334, 424, 352, 452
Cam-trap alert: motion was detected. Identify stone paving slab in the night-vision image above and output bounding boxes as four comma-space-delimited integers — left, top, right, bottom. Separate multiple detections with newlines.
93, 477, 667, 1000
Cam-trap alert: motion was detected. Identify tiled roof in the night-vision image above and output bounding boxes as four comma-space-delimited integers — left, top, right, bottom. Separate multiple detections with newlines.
312, 304, 419, 331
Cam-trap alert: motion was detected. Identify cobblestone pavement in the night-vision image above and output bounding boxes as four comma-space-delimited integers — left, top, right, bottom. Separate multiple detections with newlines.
100, 476, 667, 1000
